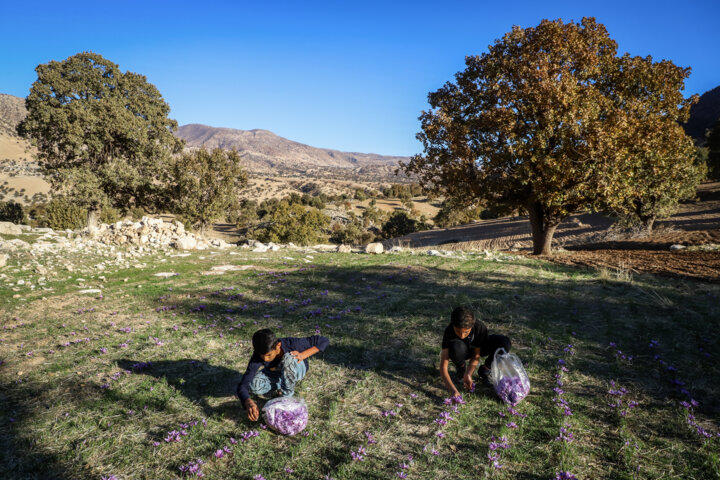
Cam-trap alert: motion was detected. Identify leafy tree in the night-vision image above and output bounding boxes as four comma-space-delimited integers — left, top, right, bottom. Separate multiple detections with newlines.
17, 52, 184, 217
0, 201, 25, 224
607, 123, 704, 232
168, 148, 248, 233
256, 202, 329, 245
707, 119, 720, 180
382, 211, 425, 239
434, 199, 484, 228
402, 18, 698, 254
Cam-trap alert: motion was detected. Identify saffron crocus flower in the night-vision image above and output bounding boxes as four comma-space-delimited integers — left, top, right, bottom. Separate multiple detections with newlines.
214, 449, 224, 459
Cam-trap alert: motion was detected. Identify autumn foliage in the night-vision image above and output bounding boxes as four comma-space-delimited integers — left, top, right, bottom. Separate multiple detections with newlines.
403, 18, 701, 254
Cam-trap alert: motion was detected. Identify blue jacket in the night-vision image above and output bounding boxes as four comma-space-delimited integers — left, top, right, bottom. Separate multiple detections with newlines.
237, 335, 329, 404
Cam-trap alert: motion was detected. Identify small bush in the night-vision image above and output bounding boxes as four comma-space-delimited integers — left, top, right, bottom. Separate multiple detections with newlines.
0, 201, 25, 224
329, 220, 375, 245
382, 211, 427, 239
100, 207, 123, 224
43, 197, 87, 230
126, 206, 146, 221
255, 202, 329, 245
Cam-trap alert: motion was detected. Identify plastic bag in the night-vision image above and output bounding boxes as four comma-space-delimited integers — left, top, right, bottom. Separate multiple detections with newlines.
262, 397, 308, 435
490, 348, 530, 405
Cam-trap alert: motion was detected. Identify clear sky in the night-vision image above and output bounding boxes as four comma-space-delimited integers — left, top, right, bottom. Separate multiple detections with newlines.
1, 0, 718, 156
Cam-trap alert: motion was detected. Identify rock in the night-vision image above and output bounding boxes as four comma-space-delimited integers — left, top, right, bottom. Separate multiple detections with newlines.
365, 242, 384, 254
19, 225, 31, 232
270, 244, 280, 251
0, 222, 22, 235
0, 254, 7, 268
174, 237, 198, 250
153, 272, 179, 277
388, 246, 403, 253
78, 289, 102, 294
427, 250, 441, 256
252, 245, 269, 253
669, 244, 686, 251
337, 245, 352, 253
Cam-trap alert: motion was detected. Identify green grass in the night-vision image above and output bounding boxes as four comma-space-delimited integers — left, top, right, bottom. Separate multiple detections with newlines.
0, 248, 718, 480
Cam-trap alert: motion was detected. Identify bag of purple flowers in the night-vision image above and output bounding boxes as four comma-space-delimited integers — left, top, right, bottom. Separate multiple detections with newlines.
262, 397, 308, 435
489, 348, 531, 406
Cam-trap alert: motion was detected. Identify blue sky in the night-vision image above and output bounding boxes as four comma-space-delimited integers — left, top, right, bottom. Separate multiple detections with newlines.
1, 0, 718, 156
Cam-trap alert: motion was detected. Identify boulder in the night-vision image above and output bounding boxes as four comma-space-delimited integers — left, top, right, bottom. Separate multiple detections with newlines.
0, 254, 7, 268
174, 236, 198, 250
365, 242, 384, 254
337, 244, 352, 253
0, 222, 22, 235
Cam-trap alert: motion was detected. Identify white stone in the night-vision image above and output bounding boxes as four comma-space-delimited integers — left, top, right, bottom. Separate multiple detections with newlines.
0, 254, 7, 268
253, 246, 268, 252
365, 242, 384, 254
174, 237, 197, 250
154, 272, 179, 277
337, 245, 352, 253
669, 244, 686, 251
427, 250, 441, 256
0, 222, 23, 235
78, 289, 102, 294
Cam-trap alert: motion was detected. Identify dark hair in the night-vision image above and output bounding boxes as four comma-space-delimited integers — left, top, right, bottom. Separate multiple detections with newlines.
252, 329, 278, 355
450, 306, 475, 329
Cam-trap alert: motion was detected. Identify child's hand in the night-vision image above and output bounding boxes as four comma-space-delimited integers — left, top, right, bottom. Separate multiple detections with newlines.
289, 350, 304, 363
463, 374, 474, 391
245, 399, 259, 421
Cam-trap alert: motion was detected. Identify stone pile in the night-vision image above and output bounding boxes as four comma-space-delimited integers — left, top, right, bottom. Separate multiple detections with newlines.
91, 217, 232, 250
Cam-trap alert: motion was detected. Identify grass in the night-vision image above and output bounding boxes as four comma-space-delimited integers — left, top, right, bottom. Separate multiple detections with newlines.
0, 246, 719, 480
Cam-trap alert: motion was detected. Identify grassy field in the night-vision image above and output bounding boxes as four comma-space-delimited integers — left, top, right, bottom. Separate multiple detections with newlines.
1, 246, 718, 480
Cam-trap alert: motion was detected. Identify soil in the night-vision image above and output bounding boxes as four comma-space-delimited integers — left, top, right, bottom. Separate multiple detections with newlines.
395, 182, 720, 282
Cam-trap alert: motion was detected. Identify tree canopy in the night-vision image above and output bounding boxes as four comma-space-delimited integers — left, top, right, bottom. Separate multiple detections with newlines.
18, 52, 184, 212
402, 18, 699, 254
168, 148, 248, 232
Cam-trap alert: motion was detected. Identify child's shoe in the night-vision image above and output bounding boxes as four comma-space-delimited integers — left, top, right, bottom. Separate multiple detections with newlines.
478, 366, 491, 385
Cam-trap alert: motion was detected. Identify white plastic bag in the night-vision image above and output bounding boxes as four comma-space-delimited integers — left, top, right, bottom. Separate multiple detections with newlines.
262, 397, 308, 435
490, 348, 530, 405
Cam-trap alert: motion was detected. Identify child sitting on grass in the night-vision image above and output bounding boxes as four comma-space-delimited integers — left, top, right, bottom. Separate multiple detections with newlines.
440, 306, 511, 398
237, 328, 329, 422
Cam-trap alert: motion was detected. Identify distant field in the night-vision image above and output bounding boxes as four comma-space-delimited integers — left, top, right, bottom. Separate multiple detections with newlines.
1, 246, 718, 479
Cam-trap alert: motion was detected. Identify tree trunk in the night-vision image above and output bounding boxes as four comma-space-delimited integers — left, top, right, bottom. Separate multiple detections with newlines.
527, 201, 560, 255
87, 208, 100, 236
643, 216, 656, 235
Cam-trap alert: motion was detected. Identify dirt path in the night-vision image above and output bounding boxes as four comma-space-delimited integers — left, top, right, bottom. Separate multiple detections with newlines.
391, 182, 720, 282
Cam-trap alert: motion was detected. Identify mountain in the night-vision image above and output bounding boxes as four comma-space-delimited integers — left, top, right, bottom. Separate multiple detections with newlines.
175, 124, 408, 174
0, 93, 27, 136
684, 86, 720, 145
0, 94, 408, 177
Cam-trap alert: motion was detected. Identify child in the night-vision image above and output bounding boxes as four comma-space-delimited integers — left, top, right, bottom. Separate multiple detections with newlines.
237, 328, 329, 422
439, 306, 511, 397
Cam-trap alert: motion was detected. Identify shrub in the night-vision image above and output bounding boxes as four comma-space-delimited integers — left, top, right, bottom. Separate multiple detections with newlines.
434, 201, 484, 228
255, 203, 329, 245
43, 197, 87, 230
100, 207, 123, 224
382, 211, 425, 239
0, 201, 25, 224
329, 219, 375, 245
126, 206, 146, 221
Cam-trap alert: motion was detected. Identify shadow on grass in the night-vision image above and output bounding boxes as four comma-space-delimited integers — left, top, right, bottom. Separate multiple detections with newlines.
5, 257, 718, 479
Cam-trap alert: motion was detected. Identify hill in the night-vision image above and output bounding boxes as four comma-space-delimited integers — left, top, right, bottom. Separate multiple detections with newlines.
176, 123, 409, 177
684, 85, 720, 144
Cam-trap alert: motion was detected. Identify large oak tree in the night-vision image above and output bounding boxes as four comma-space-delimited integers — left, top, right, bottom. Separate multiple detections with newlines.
18, 52, 184, 220
402, 18, 699, 254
